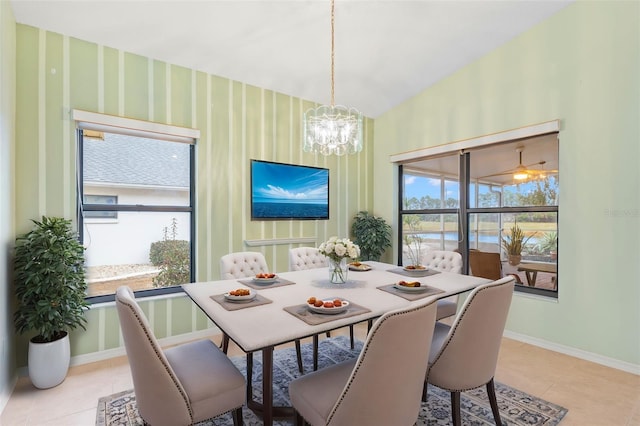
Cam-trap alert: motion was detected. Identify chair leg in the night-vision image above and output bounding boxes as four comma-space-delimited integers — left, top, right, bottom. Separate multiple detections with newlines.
231, 406, 243, 426
450, 391, 461, 426
486, 378, 503, 426
349, 325, 355, 349
422, 382, 428, 402
295, 339, 304, 374
222, 333, 230, 354
294, 410, 306, 426
325, 331, 331, 338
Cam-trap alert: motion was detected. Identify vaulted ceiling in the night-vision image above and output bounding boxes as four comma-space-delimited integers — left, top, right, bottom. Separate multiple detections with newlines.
10, 0, 573, 118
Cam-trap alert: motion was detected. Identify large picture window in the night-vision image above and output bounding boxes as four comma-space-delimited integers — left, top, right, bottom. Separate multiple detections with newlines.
398, 133, 559, 297
75, 111, 197, 302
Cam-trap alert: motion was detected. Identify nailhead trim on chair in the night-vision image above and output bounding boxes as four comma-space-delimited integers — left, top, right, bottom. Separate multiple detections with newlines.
118, 293, 194, 423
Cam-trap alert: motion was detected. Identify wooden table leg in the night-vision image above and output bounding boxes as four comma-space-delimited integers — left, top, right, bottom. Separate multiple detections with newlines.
525, 271, 539, 286
246, 345, 293, 425
246, 352, 253, 402
313, 334, 319, 371
262, 346, 273, 426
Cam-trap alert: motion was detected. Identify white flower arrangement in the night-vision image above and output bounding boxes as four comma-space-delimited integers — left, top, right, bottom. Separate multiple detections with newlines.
318, 237, 360, 283
318, 236, 360, 262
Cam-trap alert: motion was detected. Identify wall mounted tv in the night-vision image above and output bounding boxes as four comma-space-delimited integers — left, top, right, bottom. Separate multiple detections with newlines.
251, 159, 329, 220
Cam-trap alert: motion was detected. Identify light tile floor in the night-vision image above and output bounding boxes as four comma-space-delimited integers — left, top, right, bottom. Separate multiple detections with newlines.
2, 324, 639, 426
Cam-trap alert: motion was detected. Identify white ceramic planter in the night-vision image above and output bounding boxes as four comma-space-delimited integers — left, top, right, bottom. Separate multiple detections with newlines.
28, 332, 70, 389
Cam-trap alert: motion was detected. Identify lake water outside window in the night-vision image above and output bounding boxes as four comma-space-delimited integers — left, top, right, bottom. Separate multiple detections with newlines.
399, 134, 559, 296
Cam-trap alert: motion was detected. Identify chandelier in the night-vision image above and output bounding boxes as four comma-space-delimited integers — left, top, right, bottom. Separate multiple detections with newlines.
303, 0, 363, 156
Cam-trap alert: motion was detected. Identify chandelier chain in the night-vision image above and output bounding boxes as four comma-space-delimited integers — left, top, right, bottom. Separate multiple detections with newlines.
302, 0, 362, 156
330, 0, 335, 107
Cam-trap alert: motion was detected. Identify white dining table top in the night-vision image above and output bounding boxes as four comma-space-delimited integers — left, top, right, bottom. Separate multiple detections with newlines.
182, 261, 490, 353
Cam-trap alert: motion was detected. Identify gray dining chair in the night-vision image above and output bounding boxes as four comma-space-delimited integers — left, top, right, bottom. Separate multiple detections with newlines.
289, 247, 355, 370
289, 299, 438, 426
115, 286, 245, 426
424, 276, 515, 426
220, 250, 305, 374
422, 249, 463, 320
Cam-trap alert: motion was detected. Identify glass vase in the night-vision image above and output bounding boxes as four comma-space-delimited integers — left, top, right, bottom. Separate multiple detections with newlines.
329, 258, 348, 284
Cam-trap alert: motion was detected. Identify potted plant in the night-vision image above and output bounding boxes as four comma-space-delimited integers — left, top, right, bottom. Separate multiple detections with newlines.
501, 222, 535, 266
351, 211, 392, 262
402, 214, 425, 269
541, 231, 558, 260
14, 216, 89, 389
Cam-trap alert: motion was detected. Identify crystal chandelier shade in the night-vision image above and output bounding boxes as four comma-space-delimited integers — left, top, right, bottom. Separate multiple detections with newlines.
304, 105, 363, 156
303, 0, 363, 156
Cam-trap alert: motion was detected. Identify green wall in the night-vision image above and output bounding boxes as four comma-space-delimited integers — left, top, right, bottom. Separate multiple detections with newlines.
13, 24, 375, 366
0, 0, 17, 407
374, 1, 639, 366
9, 1, 639, 372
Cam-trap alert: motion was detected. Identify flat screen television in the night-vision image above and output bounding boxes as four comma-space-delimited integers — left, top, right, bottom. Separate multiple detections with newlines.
251, 159, 329, 220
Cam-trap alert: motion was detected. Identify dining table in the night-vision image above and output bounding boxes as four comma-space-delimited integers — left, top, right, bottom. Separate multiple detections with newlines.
517, 261, 557, 286
182, 261, 490, 426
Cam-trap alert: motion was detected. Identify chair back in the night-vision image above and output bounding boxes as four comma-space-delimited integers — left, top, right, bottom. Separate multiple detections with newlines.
115, 286, 192, 426
327, 300, 438, 425
423, 250, 462, 273
427, 276, 515, 391
289, 247, 328, 271
468, 250, 502, 280
220, 251, 269, 279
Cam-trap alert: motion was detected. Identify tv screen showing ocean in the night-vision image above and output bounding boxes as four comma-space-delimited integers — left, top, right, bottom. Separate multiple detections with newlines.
252, 202, 328, 219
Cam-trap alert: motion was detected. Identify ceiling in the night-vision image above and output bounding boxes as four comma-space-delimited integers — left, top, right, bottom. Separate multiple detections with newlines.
405, 133, 559, 185
10, 0, 573, 118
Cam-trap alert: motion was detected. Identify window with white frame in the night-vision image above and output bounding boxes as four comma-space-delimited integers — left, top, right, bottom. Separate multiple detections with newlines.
74, 110, 199, 302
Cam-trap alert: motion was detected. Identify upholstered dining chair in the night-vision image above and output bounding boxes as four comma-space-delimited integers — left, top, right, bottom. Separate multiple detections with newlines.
289, 246, 328, 271
220, 251, 305, 374
220, 250, 270, 279
289, 299, 439, 426
289, 247, 355, 370
424, 276, 515, 426
422, 249, 463, 320
115, 286, 245, 426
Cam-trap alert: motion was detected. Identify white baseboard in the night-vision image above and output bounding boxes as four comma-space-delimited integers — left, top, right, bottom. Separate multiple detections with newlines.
503, 330, 640, 376
15, 327, 222, 377
0, 375, 18, 418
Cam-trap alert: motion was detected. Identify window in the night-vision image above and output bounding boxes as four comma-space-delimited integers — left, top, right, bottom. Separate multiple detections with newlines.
398, 133, 559, 297
83, 195, 118, 219
399, 153, 461, 266
74, 111, 198, 302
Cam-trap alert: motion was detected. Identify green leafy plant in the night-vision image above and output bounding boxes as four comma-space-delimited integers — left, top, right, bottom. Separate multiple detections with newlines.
13, 217, 89, 343
404, 234, 424, 266
541, 231, 558, 253
402, 214, 424, 266
501, 222, 535, 256
351, 211, 392, 261
151, 218, 190, 287
150, 239, 189, 266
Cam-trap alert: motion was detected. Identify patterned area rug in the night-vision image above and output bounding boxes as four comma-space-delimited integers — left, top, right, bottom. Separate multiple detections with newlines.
97, 336, 567, 425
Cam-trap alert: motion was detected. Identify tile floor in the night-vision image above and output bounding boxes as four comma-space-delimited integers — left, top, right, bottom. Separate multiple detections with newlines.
1, 324, 639, 426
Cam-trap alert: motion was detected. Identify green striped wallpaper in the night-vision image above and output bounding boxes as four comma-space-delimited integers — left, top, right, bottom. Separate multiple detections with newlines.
14, 24, 374, 366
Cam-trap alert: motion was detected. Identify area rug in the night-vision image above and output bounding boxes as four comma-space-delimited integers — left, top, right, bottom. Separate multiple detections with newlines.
97, 336, 567, 425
